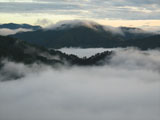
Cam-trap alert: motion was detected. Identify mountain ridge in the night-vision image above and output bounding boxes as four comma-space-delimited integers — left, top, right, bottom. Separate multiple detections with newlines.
0, 23, 42, 30
10, 21, 159, 49
0, 35, 113, 66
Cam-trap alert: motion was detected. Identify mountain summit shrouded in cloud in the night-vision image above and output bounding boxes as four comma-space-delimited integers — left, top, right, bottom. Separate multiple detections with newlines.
0, 36, 160, 120
0, 0, 160, 120
10, 20, 159, 49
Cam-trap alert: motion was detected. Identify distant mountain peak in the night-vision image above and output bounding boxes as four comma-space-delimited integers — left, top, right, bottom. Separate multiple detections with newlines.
45, 20, 102, 31
11, 20, 159, 49
0, 23, 42, 30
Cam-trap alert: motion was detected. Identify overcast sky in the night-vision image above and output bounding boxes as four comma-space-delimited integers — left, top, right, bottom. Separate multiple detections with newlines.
0, 0, 160, 27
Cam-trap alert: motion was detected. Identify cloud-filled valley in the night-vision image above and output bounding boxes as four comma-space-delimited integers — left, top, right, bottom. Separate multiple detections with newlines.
0, 0, 160, 119
0, 48, 160, 120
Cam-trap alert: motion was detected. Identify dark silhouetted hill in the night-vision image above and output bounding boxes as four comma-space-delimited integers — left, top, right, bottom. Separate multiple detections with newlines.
0, 35, 112, 66
11, 21, 157, 49
0, 23, 41, 30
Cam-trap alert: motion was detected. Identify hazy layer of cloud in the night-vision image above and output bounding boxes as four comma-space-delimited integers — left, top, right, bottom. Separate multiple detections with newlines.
141, 25, 160, 34
0, 48, 160, 120
0, 28, 33, 36
0, 0, 160, 20
58, 47, 115, 57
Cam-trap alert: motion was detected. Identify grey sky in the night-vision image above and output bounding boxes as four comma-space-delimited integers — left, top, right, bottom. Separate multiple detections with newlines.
0, 0, 160, 20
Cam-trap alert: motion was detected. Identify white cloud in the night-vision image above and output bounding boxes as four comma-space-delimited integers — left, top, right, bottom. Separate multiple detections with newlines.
0, 28, 33, 36
0, 48, 160, 120
35, 18, 53, 26
140, 25, 160, 34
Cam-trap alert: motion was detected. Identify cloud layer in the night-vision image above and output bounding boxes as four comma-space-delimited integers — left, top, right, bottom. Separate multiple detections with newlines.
0, 0, 160, 20
0, 28, 33, 36
0, 48, 160, 120
58, 47, 115, 57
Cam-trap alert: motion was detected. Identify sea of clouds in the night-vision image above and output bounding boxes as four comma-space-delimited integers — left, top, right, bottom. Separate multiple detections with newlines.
0, 48, 160, 120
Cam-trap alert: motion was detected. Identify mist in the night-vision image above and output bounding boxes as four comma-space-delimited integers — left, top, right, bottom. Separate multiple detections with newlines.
58, 47, 115, 57
0, 48, 160, 120
0, 28, 33, 36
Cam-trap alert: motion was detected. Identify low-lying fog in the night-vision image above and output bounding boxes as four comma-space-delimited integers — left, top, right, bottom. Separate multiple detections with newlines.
58, 47, 115, 57
0, 48, 160, 120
